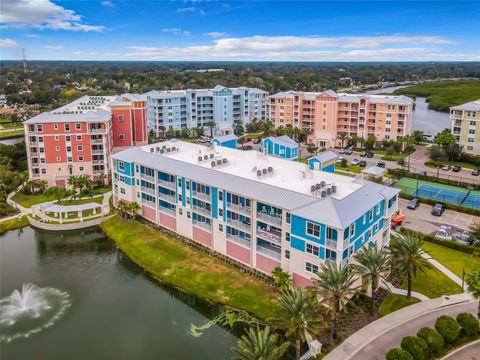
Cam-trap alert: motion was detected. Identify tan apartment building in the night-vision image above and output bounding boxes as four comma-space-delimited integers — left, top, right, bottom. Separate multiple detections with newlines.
450, 100, 480, 155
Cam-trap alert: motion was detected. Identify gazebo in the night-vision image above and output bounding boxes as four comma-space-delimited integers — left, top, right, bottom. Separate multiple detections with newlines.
32, 202, 107, 223
361, 166, 386, 182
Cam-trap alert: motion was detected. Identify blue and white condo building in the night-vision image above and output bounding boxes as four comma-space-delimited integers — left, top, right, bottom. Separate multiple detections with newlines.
146, 85, 268, 136
112, 140, 399, 286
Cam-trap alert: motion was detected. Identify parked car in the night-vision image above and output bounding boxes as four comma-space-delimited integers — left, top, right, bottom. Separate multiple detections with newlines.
360, 151, 367, 157
243, 145, 253, 150
338, 148, 346, 154
472, 169, 480, 176
452, 166, 461, 172
459, 231, 471, 244
431, 203, 446, 216
253, 138, 261, 144
336, 156, 345, 164
435, 226, 455, 240
441, 165, 451, 171
377, 161, 386, 168
359, 160, 367, 167
351, 159, 360, 166
407, 198, 420, 210
366, 152, 374, 158
345, 149, 353, 155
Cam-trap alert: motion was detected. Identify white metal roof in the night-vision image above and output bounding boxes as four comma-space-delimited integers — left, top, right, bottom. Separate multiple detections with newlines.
310, 151, 337, 163
450, 99, 480, 111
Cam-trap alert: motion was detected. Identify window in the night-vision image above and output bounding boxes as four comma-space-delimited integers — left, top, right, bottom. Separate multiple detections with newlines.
120, 188, 126, 195
179, 208, 183, 216
186, 181, 190, 190
362, 214, 366, 224
136, 179, 139, 186
326, 249, 336, 260
55, 135, 59, 141
79, 166, 84, 171
177, 178, 182, 187
75, 123, 81, 130
56, 146, 60, 151
118, 161, 125, 171
350, 223, 356, 237
306, 243, 320, 256
54, 124, 58, 130
37, 125, 43, 132
77, 145, 83, 151
67, 157, 72, 162
178, 194, 183, 202
78, 156, 84, 161
306, 222, 320, 237
39, 147, 44, 153
41, 169, 46, 174
467, 146, 474, 151
326, 227, 337, 240
76, 135, 82, 141
119, 134, 125, 140
66, 136, 71, 142
66, 146, 71, 152
41, 158, 46, 163
286, 232, 290, 242
64, 124, 70, 131
56, 156, 61, 161
136, 165, 139, 173
369, 209, 374, 221
219, 208, 223, 217
285, 249, 290, 260
286, 212, 291, 224
376, 204, 381, 214
219, 224, 223, 232
187, 211, 191, 219
38, 136, 44, 142
305, 262, 319, 274
118, 115, 124, 121
219, 191, 223, 201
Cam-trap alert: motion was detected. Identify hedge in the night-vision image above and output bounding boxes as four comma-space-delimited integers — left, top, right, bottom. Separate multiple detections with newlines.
386, 348, 414, 360
435, 315, 461, 344
456, 312, 480, 336
401, 336, 429, 360
417, 327, 444, 356
399, 228, 479, 255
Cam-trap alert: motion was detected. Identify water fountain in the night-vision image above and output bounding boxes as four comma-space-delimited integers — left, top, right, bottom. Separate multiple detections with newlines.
0, 283, 71, 343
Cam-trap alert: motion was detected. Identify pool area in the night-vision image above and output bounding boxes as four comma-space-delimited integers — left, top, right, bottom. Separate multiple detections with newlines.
412, 184, 480, 208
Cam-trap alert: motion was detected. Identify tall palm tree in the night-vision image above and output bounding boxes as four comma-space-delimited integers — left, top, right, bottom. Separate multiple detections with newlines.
351, 246, 391, 314
314, 262, 358, 344
390, 234, 431, 299
67, 175, 77, 199
128, 202, 140, 220
99, 172, 107, 186
206, 121, 216, 137
292, 127, 301, 142
39, 180, 48, 193
272, 288, 323, 360
261, 120, 274, 137
232, 325, 290, 360
465, 270, 480, 319
337, 132, 349, 148
272, 266, 292, 293
350, 134, 359, 148
117, 200, 128, 220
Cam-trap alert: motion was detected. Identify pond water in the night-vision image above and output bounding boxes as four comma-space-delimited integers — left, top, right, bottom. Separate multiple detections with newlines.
365, 86, 451, 136
0, 226, 237, 360
0, 136, 24, 145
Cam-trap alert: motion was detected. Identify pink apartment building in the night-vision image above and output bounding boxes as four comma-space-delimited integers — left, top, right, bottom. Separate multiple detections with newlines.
24, 94, 147, 188
268, 90, 413, 148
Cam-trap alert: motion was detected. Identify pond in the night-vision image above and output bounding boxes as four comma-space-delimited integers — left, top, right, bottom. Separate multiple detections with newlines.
0, 226, 237, 360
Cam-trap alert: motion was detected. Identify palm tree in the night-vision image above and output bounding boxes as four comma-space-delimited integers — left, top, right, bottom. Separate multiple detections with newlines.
38, 180, 48, 193
272, 288, 323, 360
306, 143, 318, 157
232, 325, 290, 360
465, 270, 480, 319
292, 127, 301, 142
206, 121, 217, 137
158, 125, 166, 139
314, 262, 358, 344
351, 246, 391, 314
128, 202, 140, 220
67, 175, 78, 199
99, 172, 107, 186
53, 187, 67, 204
117, 200, 128, 220
390, 234, 431, 299
337, 132, 349, 148
272, 267, 292, 292
469, 222, 480, 246
261, 120, 274, 137
350, 134, 359, 149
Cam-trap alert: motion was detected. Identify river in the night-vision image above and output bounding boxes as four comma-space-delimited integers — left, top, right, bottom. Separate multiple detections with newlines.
0, 226, 237, 359
365, 86, 451, 136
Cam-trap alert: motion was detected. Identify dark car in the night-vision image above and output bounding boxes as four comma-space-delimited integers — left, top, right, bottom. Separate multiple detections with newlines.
452, 166, 461, 172
244, 145, 253, 150
407, 198, 420, 210
472, 169, 480, 176
377, 161, 386, 168
366, 152, 374, 158
359, 160, 367, 167
253, 138, 261, 144
431, 203, 446, 216
345, 149, 353, 155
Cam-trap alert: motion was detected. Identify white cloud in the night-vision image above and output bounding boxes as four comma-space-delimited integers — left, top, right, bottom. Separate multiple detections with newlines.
162, 28, 191, 36
0, 38, 19, 48
42, 45, 64, 50
25, 33, 41, 38
176, 7, 206, 15
0, 0, 105, 32
101, 1, 115, 9
203, 32, 227, 38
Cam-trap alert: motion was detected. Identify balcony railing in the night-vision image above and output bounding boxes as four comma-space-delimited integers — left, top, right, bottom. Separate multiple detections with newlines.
141, 173, 155, 183
226, 234, 251, 248
158, 179, 175, 190
142, 199, 156, 208
32, 173, 40, 178
192, 220, 212, 232
141, 187, 155, 196
91, 149, 104, 155
192, 190, 211, 202
91, 138, 103, 144
92, 159, 105, 165
343, 238, 350, 248
256, 228, 281, 244
226, 203, 251, 216
256, 212, 282, 226
158, 192, 176, 204
159, 206, 176, 217
227, 218, 251, 233
325, 239, 337, 249
192, 205, 211, 217
89, 128, 105, 134
256, 245, 281, 261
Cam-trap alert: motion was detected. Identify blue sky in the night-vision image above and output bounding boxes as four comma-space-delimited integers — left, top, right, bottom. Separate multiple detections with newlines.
1, 0, 479, 61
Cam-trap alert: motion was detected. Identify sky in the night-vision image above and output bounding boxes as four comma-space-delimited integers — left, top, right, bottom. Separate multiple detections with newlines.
0, 0, 479, 62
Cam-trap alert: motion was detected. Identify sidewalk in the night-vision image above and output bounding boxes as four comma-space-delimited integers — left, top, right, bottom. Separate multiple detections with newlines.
380, 280, 430, 301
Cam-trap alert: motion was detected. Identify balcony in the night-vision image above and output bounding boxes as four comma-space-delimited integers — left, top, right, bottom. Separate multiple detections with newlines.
141, 173, 155, 183
226, 234, 251, 248
141, 186, 155, 196
32, 173, 40, 178
159, 206, 176, 217
158, 179, 175, 190
89, 128, 105, 134
192, 205, 211, 217
226, 202, 251, 216
343, 238, 349, 248
91, 149, 104, 155
31, 162, 39, 168
92, 159, 105, 165
158, 192, 176, 204
91, 138, 103, 144
193, 220, 212, 232
256, 227, 281, 244
256, 212, 282, 226
142, 199, 156, 208
227, 218, 251, 233
192, 190, 211, 202
325, 239, 337, 249
256, 245, 281, 261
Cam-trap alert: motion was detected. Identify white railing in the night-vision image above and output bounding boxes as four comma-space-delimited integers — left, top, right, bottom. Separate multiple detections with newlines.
256, 228, 281, 244
192, 191, 211, 202
158, 179, 175, 190
192, 205, 211, 217
256, 212, 282, 226
92, 159, 105, 165
227, 218, 251, 233
193, 220, 212, 232
142, 199, 155, 208
141, 187, 155, 196
91, 149, 104, 155
226, 234, 251, 248
325, 258, 337, 267
141, 173, 155, 183
256, 245, 281, 261
159, 206, 176, 216
226, 203, 251, 216
90, 138, 103, 144
326, 239, 337, 249
343, 238, 350, 248
89, 128, 105, 134
158, 193, 176, 204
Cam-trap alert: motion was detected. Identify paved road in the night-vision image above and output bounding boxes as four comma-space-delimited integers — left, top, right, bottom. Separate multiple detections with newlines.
354, 301, 477, 360
442, 340, 480, 360
398, 198, 480, 234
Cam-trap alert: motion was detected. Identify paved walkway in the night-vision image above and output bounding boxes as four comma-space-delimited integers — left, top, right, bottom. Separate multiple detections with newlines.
422, 252, 464, 288
380, 280, 430, 301
440, 339, 480, 360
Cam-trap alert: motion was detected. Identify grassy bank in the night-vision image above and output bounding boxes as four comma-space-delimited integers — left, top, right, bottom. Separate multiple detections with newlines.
100, 216, 279, 319
0, 216, 30, 235
393, 79, 480, 112
0, 129, 24, 138
379, 294, 420, 316
401, 265, 462, 299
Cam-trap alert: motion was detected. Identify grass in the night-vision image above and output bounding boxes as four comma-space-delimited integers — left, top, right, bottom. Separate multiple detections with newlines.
12, 192, 58, 207
393, 79, 480, 112
401, 265, 463, 299
0, 129, 24, 138
100, 216, 279, 319
0, 216, 30, 235
59, 196, 103, 206
337, 164, 363, 173
425, 159, 479, 170
421, 241, 480, 277
379, 294, 420, 316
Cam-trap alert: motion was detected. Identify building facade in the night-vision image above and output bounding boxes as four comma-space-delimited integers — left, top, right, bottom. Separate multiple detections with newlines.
260, 135, 299, 160
146, 85, 268, 136
112, 140, 399, 286
268, 90, 413, 148
450, 100, 480, 155
24, 94, 147, 187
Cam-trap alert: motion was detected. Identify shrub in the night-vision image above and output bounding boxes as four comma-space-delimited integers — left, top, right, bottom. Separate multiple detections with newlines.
386, 348, 414, 360
400, 336, 428, 360
456, 312, 479, 336
435, 315, 461, 343
417, 327, 444, 356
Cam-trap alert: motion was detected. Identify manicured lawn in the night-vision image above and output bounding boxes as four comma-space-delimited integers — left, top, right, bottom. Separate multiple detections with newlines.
379, 294, 420, 316
337, 164, 362, 173
59, 196, 103, 206
421, 241, 480, 277
401, 265, 462, 299
0, 129, 24, 138
0, 216, 30, 235
12, 192, 58, 207
100, 217, 279, 319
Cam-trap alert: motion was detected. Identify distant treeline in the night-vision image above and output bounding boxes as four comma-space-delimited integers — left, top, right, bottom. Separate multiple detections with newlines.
1, 61, 479, 107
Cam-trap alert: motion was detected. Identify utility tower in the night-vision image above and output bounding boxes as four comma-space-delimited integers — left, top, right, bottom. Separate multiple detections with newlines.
22, 48, 27, 75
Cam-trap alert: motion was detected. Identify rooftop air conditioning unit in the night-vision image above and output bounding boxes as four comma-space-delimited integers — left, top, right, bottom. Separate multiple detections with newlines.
262, 168, 267, 175
210, 154, 214, 159
198, 156, 202, 162
222, 158, 228, 164
160, 149, 165, 154
321, 181, 326, 187
321, 191, 327, 198
326, 188, 332, 195
211, 161, 216, 167
268, 167, 273, 173
216, 159, 222, 165
166, 148, 171, 152
257, 170, 262, 177
156, 147, 160, 152
310, 185, 316, 193
332, 185, 337, 193
150, 148, 154, 153
203, 155, 208, 161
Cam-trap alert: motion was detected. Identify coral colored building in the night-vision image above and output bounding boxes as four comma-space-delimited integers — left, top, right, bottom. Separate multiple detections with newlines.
24, 94, 147, 187
268, 90, 413, 148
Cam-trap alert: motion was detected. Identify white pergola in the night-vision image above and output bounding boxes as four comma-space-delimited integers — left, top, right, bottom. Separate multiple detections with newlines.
32, 202, 106, 223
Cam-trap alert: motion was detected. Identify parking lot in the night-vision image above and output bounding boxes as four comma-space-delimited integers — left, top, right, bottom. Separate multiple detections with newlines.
398, 198, 480, 235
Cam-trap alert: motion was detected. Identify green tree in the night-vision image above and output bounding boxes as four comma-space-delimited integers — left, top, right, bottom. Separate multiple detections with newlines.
67, 175, 78, 199
434, 129, 456, 151
314, 262, 358, 344
352, 246, 391, 314
412, 130, 425, 144
427, 145, 446, 177
306, 143, 318, 157
237, 137, 246, 149
232, 326, 289, 360
391, 234, 431, 299
465, 270, 480, 319
272, 288, 323, 360
128, 202, 140, 220
365, 135, 377, 150
337, 132, 349, 148
271, 267, 292, 292
261, 120, 274, 137
469, 222, 480, 245
206, 121, 217, 137
117, 200, 128, 220
397, 155, 406, 175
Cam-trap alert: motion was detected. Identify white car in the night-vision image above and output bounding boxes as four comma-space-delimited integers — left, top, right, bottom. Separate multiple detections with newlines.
351, 159, 360, 166
336, 156, 345, 164
435, 226, 455, 241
